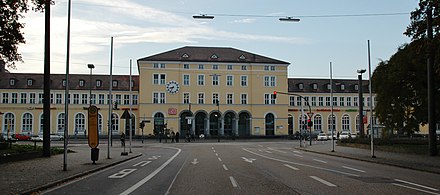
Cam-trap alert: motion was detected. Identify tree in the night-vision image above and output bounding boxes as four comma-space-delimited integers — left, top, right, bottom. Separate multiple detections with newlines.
0, 0, 48, 70
405, 0, 440, 40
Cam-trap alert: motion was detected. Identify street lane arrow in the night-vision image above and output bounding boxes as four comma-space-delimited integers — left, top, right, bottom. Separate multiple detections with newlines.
191, 158, 199, 165
241, 157, 256, 163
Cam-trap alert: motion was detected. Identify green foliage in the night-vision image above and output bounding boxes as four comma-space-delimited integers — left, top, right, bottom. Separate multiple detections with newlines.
0, 0, 51, 69
405, 0, 440, 40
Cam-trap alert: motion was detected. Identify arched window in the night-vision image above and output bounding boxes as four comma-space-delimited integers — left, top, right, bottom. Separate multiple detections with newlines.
75, 113, 86, 135
111, 113, 119, 134
314, 115, 322, 132
328, 114, 336, 133
154, 112, 165, 135
3, 113, 15, 133
356, 115, 360, 133
57, 113, 65, 134
298, 114, 307, 131
265, 113, 275, 136
22, 113, 33, 133
39, 113, 44, 134
342, 115, 350, 131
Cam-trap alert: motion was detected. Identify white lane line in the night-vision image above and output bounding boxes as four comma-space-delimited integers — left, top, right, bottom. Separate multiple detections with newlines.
108, 169, 137, 179
393, 183, 440, 195
212, 147, 214, 150
218, 157, 222, 162
213, 150, 216, 153
215, 153, 218, 156
119, 147, 181, 195
395, 179, 439, 191
293, 150, 303, 154
243, 148, 359, 177
284, 164, 299, 170
342, 166, 366, 173
313, 159, 328, 164
223, 164, 229, 171
310, 176, 336, 187
258, 145, 263, 147
293, 154, 303, 158
133, 161, 151, 167
229, 176, 239, 188
267, 147, 287, 153
258, 149, 263, 152
265, 150, 273, 154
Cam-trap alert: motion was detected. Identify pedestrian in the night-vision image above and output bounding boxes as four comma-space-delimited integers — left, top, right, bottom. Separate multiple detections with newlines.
120, 132, 125, 147
171, 131, 175, 143
175, 132, 180, 143
336, 131, 340, 140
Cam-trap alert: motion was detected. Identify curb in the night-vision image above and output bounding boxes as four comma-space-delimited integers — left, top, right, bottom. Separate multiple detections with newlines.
296, 147, 440, 175
21, 153, 143, 195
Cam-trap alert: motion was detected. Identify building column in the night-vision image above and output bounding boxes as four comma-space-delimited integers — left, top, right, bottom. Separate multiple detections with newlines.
205, 118, 210, 136
234, 118, 239, 136
220, 118, 224, 136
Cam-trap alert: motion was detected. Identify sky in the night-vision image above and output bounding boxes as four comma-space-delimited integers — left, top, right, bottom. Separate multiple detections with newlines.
14, 0, 419, 79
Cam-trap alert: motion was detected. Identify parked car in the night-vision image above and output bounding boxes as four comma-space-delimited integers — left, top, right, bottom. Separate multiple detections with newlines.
12, 134, 31, 141
1, 133, 16, 141
339, 131, 350, 139
317, 133, 328, 141
30, 135, 43, 142
50, 134, 64, 141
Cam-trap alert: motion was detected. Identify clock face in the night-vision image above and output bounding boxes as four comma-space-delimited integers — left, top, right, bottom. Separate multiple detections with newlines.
166, 80, 180, 94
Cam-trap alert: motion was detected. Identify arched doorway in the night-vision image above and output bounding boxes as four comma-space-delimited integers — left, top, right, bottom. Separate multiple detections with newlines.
238, 112, 251, 136
154, 112, 165, 136
209, 112, 220, 136
265, 113, 275, 136
125, 114, 136, 136
288, 114, 293, 137
195, 112, 206, 136
224, 112, 235, 136
180, 111, 192, 136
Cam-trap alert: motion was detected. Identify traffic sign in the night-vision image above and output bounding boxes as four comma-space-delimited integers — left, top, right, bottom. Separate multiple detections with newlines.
88, 106, 99, 148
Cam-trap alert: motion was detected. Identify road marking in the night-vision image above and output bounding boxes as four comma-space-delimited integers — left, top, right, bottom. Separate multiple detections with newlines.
394, 179, 439, 191
293, 150, 303, 154
218, 157, 222, 162
191, 158, 199, 165
120, 147, 181, 195
258, 145, 263, 147
393, 183, 440, 195
213, 150, 216, 153
310, 176, 336, 187
215, 153, 218, 156
284, 164, 299, 170
148, 155, 160, 160
293, 154, 303, 158
313, 159, 327, 164
212, 147, 214, 150
342, 166, 366, 173
223, 164, 228, 171
258, 149, 263, 152
133, 161, 151, 167
267, 147, 286, 153
265, 150, 273, 153
108, 169, 137, 179
229, 176, 238, 188
242, 148, 359, 177
241, 157, 256, 163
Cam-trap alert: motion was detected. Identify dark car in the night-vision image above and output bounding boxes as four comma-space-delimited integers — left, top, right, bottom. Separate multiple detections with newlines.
12, 134, 31, 141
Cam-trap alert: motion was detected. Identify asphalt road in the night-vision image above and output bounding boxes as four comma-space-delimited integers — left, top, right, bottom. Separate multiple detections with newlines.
42, 142, 440, 195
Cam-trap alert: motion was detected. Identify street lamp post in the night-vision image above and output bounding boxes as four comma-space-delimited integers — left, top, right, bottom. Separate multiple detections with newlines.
88, 64, 95, 106
357, 69, 366, 138
216, 100, 220, 142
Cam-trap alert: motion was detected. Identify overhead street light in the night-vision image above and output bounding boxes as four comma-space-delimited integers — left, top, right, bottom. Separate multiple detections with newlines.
357, 69, 366, 138
193, 14, 214, 19
279, 17, 300, 22
87, 64, 95, 106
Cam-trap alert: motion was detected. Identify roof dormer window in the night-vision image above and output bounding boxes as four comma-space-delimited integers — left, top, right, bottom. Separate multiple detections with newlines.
298, 83, 304, 90
239, 54, 246, 60
112, 80, 118, 87
340, 84, 345, 90
96, 80, 102, 87
210, 54, 218, 59
327, 84, 331, 90
79, 80, 85, 87
312, 83, 318, 90
27, 79, 33, 86
182, 53, 189, 58
9, 78, 15, 86
354, 84, 359, 91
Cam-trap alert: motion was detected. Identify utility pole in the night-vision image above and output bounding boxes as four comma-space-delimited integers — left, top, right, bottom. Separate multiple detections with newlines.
42, 0, 51, 157
427, 7, 438, 156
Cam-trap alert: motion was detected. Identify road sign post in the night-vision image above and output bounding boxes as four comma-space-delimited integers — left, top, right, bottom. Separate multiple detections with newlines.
88, 106, 99, 164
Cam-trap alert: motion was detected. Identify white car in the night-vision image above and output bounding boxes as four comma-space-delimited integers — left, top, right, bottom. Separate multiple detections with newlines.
340, 132, 350, 139
317, 133, 328, 141
50, 134, 64, 141
30, 135, 43, 141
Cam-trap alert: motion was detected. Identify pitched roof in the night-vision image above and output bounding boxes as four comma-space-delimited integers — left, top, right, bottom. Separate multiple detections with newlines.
138, 46, 290, 65
288, 78, 370, 93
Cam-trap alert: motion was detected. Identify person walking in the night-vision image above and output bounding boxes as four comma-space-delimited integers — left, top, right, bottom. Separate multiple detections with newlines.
120, 132, 126, 147
171, 131, 175, 143
175, 132, 180, 143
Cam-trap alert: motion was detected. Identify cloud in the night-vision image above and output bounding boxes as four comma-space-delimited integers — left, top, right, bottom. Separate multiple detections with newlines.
229, 18, 257, 24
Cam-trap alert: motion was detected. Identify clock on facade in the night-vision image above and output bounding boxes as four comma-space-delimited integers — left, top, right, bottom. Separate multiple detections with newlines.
166, 80, 180, 94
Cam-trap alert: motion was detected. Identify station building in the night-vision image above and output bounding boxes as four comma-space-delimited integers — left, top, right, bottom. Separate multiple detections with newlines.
0, 46, 391, 138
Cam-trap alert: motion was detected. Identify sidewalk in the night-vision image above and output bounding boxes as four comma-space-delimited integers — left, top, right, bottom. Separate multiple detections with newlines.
296, 140, 440, 174
0, 141, 145, 195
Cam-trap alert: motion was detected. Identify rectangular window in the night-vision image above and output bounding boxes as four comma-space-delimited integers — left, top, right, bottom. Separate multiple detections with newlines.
124, 94, 130, 105
90, 94, 96, 105
347, 97, 352, 107
183, 93, 190, 104
153, 74, 166, 85
353, 97, 359, 107
264, 76, 270, 87
241, 94, 247, 104
50, 93, 54, 104
212, 75, 219, 86
198, 93, 204, 104
212, 93, 219, 104
62, 79, 66, 87
96, 80, 102, 87
339, 97, 345, 107
270, 76, 276, 87
132, 95, 138, 105
2, 93, 9, 104
55, 93, 62, 104
79, 80, 85, 87
153, 63, 159, 68
227, 93, 233, 104
183, 64, 189, 69
240, 76, 247, 87
198, 64, 204, 69
289, 96, 295, 106
264, 66, 269, 71
296, 96, 302, 106
9, 79, 15, 86
27, 79, 33, 86
198, 75, 205, 86
333, 97, 337, 106
311, 97, 317, 106
160, 63, 165, 68
366, 97, 371, 106
226, 75, 233, 86
227, 65, 233, 70
212, 64, 218, 70
319, 97, 324, 106
183, 75, 190, 86
73, 94, 80, 104
264, 76, 276, 87
115, 94, 122, 105
153, 92, 166, 104
82, 94, 88, 105
241, 65, 247, 70
98, 94, 105, 104
38, 93, 43, 104
11, 93, 18, 104
112, 80, 118, 87
325, 97, 331, 106
30, 93, 36, 104
264, 93, 276, 104
270, 66, 275, 71
20, 93, 27, 104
